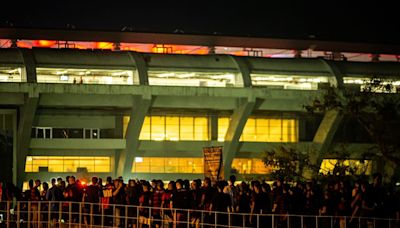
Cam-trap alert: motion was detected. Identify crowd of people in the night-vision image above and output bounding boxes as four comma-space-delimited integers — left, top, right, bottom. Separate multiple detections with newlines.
1, 173, 400, 227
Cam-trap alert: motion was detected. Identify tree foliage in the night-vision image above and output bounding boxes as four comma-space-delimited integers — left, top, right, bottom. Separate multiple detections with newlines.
262, 146, 318, 181
304, 79, 400, 172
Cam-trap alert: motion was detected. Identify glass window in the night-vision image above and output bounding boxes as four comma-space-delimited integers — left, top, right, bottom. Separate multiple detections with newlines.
343, 77, 400, 93
231, 158, 270, 174
180, 117, 194, 141
0, 67, 24, 82
25, 156, 111, 173
217, 117, 230, 141
194, 117, 209, 140
320, 159, 372, 175
36, 68, 137, 85
148, 71, 238, 87
165, 117, 180, 141
33, 127, 53, 139
136, 115, 209, 141
231, 159, 252, 174
240, 117, 298, 142
151, 116, 165, 141
123, 116, 130, 138
139, 117, 151, 140
250, 74, 328, 90
84, 128, 100, 139
132, 157, 203, 173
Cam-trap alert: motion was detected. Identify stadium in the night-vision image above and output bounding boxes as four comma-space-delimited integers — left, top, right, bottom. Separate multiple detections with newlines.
1, 29, 400, 188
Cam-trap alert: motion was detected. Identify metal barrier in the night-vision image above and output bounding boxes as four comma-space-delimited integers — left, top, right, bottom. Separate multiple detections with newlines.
0, 201, 399, 228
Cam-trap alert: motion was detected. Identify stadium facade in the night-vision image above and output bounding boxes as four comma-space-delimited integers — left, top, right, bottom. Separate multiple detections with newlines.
1, 33, 400, 188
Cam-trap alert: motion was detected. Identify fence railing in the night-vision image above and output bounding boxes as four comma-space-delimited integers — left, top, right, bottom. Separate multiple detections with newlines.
0, 201, 399, 228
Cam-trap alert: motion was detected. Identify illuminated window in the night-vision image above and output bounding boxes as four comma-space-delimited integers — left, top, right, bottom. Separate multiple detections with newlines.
151, 116, 166, 141
123, 116, 130, 138
0, 67, 24, 82
320, 159, 372, 175
343, 77, 400, 93
132, 157, 204, 173
132, 115, 209, 141
25, 156, 111, 173
148, 71, 239, 87
217, 117, 230, 141
231, 158, 271, 174
218, 117, 298, 142
36, 68, 137, 85
165, 116, 180, 141
241, 118, 298, 142
250, 74, 328, 90
180, 117, 193, 140
139, 117, 151, 140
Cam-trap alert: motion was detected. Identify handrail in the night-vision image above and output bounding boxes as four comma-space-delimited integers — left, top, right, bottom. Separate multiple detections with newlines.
0, 201, 399, 228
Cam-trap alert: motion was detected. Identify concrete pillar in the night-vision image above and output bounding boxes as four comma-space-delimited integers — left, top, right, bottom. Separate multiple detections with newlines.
210, 115, 218, 141
371, 54, 380, 62
304, 109, 343, 179
319, 59, 345, 89
229, 56, 252, 88
222, 96, 256, 179
117, 94, 152, 178
294, 50, 302, 58
17, 94, 39, 187
127, 52, 149, 85
208, 46, 216, 54
18, 49, 37, 83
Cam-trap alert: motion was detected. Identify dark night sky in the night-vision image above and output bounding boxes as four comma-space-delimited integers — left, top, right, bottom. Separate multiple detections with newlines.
1, 2, 399, 45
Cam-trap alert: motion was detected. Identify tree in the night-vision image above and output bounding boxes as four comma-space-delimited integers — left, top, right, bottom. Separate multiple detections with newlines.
262, 144, 370, 182
261, 146, 318, 182
304, 79, 400, 181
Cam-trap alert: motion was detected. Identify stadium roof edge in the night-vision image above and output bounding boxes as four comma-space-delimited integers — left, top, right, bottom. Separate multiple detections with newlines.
1, 28, 400, 55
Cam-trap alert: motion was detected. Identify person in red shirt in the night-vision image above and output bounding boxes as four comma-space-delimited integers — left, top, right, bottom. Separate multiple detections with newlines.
162, 181, 175, 227
152, 180, 165, 228
139, 182, 152, 227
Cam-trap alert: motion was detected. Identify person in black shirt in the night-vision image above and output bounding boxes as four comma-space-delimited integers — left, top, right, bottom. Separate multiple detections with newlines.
190, 179, 203, 227
139, 182, 152, 227
210, 181, 231, 227
46, 178, 63, 225
64, 176, 82, 223
84, 177, 101, 225
171, 180, 191, 227
126, 179, 140, 227
113, 179, 125, 227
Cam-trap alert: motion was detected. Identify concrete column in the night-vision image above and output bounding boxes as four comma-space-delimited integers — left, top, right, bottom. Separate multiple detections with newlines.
18, 49, 37, 83
304, 109, 343, 179
127, 52, 149, 85
229, 56, 252, 87
17, 94, 39, 187
222, 96, 256, 178
210, 115, 218, 141
319, 59, 345, 89
117, 94, 152, 177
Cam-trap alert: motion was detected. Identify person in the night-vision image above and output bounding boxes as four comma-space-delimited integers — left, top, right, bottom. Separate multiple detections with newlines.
201, 177, 216, 225
40, 182, 49, 224
171, 180, 191, 228
25, 179, 40, 228
126, 179, 139, 228
101, 176, 114, 226
64, 176, 82, 223
210, 181, 231, 227
46, 178, 63, 226
138, 182, 152, 228
162, 181, 175, 227
152, 180, 165, 228
84, 177, 101, 225
113, 179, 126, 227
190, 179, 203, 227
